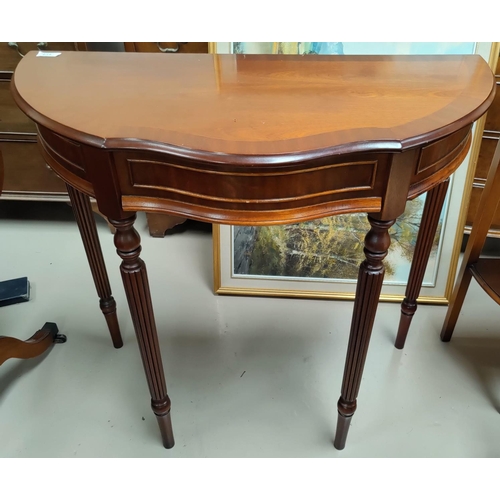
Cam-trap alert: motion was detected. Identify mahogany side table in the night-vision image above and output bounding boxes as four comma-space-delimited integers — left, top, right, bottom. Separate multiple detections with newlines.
11, 52, 495, 450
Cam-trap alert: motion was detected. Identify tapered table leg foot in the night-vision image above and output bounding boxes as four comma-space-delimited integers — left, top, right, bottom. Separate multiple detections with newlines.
334, 408, 354, 450
100, 298, 122, 349
155, 408, 175, 449
395, 180, 449, 349
395, 301, 416, 349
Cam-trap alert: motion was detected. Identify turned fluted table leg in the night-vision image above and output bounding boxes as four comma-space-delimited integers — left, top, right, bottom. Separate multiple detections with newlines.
395, 180, 449, 349
66, 184, 123, 349
334, 216, 395, 450
109, 214, 174, 449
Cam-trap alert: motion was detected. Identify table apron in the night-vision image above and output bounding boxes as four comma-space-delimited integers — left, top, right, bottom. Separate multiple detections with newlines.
36, 124, 473, 224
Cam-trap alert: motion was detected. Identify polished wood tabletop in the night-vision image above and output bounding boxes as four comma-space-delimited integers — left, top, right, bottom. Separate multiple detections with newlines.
12, 52, 493, 154
11, 51, 495, 450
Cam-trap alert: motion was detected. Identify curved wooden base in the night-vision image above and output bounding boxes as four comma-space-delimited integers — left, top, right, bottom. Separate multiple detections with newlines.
0, 322, 65, 366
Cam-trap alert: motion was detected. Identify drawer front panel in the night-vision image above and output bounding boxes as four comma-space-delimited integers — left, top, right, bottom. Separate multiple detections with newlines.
114, 150, 389, 213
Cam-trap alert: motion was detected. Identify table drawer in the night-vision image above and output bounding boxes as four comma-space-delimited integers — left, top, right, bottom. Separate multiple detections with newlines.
114, 149, 388, 216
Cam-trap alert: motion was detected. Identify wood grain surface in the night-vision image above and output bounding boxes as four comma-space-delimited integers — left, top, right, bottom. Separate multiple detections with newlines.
12, 52, 494, 158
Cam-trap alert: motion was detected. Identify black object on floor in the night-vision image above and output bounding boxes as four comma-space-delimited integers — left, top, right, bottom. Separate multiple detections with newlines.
43, 322, 67, 343
0, 277, 30, 307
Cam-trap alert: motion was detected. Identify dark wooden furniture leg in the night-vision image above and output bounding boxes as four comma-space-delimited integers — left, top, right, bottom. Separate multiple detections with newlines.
334, 216, 395, 450
440, 262, 474, 343
0, 322, 66, 366
395, 180, 450, 349
110, 214, 174, 448
66, 184, 123, 348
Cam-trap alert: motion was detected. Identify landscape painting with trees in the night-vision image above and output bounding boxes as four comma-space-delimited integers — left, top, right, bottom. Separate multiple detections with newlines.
233, 193, 446, 286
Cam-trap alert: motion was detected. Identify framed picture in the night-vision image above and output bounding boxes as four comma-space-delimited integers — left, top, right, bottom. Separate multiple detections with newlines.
213, 42, 496, 303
